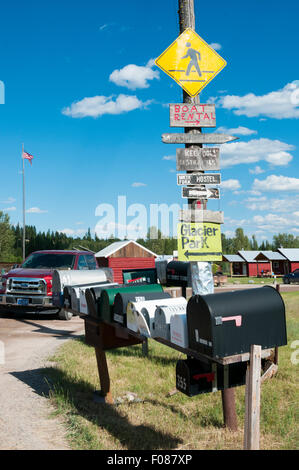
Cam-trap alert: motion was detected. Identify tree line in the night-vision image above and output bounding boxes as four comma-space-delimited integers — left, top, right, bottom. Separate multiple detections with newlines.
0, 211, 299, 262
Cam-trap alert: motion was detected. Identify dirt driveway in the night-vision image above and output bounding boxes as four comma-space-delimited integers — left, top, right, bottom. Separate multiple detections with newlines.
0, 309, 84, 450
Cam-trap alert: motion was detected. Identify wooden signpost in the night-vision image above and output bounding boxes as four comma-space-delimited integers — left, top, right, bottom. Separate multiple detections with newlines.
177, 173, 221, 186
176, 147, 220, 171
162, 133, 238, 144
244, 345, 262, 450
182, 187, 220, 199
170, 103, 216, 127
179, 209, 224, 224
156, 0, 238, 435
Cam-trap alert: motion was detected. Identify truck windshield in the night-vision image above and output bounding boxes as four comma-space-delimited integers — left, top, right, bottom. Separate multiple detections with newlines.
22, 253, 76, 269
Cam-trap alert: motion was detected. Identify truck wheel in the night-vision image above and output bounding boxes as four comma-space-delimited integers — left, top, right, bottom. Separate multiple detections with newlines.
58, 309, 73, 321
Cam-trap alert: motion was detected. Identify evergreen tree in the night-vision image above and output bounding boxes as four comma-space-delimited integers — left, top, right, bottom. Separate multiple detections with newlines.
0, 211, 16, 261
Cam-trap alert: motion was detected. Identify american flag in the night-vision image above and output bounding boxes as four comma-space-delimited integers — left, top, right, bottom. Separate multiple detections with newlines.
22, 150, 34, 165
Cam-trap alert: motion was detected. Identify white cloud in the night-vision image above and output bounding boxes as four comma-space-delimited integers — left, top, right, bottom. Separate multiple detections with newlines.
221, 179, 241, 190
95, 221, 146, 240
62, 94, 151, 118
264, 151, 293, 166
26, 207, 48, 213
217, 126, 257, 136
245, 196, 299, 214
99, 24, 109, 31
0, 197, 16, 204
215, 81, 299, 119
223, 230, 235, 237
253, 213, 299, 229
252, 175, 299, 192
3, 206, 16, 212
220, 138, 294, 168
249, 166, 265, 175
162, 155, 176, 161
109, 59, 159, 90
131, 182, 147, 187
59, 228, 86, 236
210, 42, 222, 51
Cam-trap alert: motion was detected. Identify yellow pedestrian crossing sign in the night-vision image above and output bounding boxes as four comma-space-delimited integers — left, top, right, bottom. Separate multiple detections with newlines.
155, 28, 227, 97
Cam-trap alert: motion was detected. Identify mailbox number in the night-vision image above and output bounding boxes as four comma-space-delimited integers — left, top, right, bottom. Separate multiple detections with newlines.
177, 374, 187, 391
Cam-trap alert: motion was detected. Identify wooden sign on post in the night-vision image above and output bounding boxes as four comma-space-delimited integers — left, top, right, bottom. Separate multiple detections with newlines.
179, 209, 224, 224
162, 133, 238, 144
176, 148, 220, 171
170, 103, 216, 127
182, 187, 220, 199
177, 173, 221, 185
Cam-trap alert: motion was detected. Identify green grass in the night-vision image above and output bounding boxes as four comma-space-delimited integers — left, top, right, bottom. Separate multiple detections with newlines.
226, 276, 283, 285
44, 292, 299, 450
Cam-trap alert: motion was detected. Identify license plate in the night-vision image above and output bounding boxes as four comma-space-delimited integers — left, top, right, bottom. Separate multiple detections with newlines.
17, 298, 29, 306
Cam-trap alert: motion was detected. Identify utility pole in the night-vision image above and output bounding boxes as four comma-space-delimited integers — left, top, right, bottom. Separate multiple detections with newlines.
178, 0, 238, 432
22, 143, 26, 262
178, 0, 205, 211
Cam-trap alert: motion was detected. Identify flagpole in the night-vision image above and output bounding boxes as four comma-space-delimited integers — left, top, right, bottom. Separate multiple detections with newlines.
22, 143, 26, 262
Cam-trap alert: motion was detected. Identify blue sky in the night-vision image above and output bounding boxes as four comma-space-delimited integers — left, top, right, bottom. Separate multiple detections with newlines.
0, 0, 298, 242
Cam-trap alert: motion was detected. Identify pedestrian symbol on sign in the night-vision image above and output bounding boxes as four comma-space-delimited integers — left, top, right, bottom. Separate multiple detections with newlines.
182, 42, 202, 77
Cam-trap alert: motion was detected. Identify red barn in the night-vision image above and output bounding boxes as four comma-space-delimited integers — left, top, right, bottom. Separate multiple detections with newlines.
254, 251, 287, 275
277, 248, 299, 274
238, 251, 271, 277
95, 240, 157, 284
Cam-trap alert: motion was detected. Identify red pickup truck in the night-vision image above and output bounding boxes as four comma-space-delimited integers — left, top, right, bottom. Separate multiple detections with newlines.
0, 250, 98, 319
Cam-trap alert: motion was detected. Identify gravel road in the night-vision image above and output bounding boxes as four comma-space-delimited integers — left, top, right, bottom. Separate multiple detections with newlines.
0, 310, 84, 450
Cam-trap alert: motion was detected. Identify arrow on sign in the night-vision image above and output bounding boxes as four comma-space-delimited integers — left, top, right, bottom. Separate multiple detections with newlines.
162, 133, 238, 144
184, 251, 223, 259
182, 187, 220, 199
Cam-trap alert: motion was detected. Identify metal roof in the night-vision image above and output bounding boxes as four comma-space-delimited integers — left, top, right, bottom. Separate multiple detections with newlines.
95, 240, 157, 258
254, 251, 286, 261
277, 248, 299, 261
222, 254, 244, 263
238, 250, 261, 262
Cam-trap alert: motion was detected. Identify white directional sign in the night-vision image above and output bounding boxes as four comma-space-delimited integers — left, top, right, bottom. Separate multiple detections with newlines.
182, 187, 220, 199
177, 173, 221, 186
162, 133, 238, 144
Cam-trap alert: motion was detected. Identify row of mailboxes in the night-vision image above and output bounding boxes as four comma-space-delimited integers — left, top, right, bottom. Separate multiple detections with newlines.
85, 283, 165, 323
176, 358, 248, 396
83, 283, 287, 361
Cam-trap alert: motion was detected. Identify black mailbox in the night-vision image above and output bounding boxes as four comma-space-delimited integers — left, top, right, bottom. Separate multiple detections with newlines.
176, 358, 247, 397
187, 286, 287, 358
166, 261, 191, 287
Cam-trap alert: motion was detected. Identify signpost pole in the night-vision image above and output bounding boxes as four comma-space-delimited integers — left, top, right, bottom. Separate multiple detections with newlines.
178, 0, 238, 432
